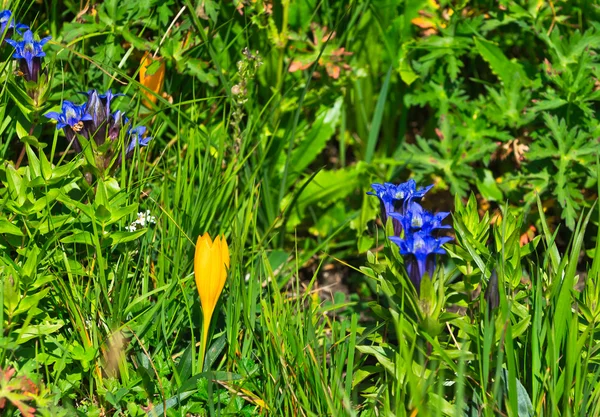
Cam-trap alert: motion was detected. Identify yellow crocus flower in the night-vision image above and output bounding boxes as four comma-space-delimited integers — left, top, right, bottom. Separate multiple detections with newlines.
194, 233, 229, 365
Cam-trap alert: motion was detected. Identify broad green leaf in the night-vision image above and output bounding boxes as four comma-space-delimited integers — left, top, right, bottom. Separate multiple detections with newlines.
284, 162, 367, 227
16, 321, 64, 344
286, 97, 343, 184
25, 144, 41, 179
13, 288, 50, 316
0, 218, 23, 236
109, 230, 147, 246
61, 231, 95, 246
476, 169, 503, 202
5, 164, 26, 206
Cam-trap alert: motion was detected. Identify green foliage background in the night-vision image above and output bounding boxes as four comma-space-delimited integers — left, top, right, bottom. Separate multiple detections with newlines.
2, 0, 600, 416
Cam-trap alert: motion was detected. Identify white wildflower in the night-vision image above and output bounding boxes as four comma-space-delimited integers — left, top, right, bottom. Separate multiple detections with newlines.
137, 210, 156, 226
125, 210, 157, 232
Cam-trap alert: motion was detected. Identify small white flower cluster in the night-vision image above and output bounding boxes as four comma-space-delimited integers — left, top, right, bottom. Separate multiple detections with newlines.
125, 210, 157, 232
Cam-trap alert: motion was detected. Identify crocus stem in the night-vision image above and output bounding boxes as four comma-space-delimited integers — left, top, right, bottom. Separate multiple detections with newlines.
199, 309, 213, 373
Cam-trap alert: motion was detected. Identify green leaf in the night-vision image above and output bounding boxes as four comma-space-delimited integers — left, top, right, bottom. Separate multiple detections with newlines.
25, 145, 41, 179
502, 369, 533, 417
185, 58, 218, 87
474, 37, 529, 86
76, 134, 101, 175
284, 163, 366, 227
203, 333, 227, 372
121, 28, 152, 50
356, 345, 395, 374
13, 288, 49, 316
3, 267, 20, 314
365, 65, 392, 163
95, 204, 112, 222
20, 244, 40, 280
20, 135, 48, 149
5, 164, 26, 206
5, 80, 34, 118
110, 203, 138, 224
95, 178, 110, 207
38, 148, 53, 180
16, 321, 64, 344
61, 231, 95, 246
286, 97, 343, 185
0, 218, 23, 236
398, 44, 419, 85
109, 230, 147, 246
476, 169, 503, 202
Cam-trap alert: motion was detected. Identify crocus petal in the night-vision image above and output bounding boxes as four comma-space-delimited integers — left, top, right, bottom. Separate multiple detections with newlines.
194, 232, 230, 360
195, 233, 213, 308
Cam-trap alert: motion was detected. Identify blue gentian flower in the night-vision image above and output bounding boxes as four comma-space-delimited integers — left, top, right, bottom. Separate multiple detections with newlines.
114, 125, 152, 168
389, 202, 451, 234
389, 232, 452, 292
126, 126, 152, 154
45, 101, 92, 130
368, 180, 434, 235
6, 30, 51, 82
367, 183, 396, 222
369, 180, 452, 293
82, 89, 125, 143
84, 90, 106, 139
392, 179, 433, 201
0, 10, 28, 37
45, 101, 92, 152
97, 89, 124, 116
83, 89, 124, 123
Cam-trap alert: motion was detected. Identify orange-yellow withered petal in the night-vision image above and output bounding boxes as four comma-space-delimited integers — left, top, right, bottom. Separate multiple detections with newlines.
139, 51, 165, 107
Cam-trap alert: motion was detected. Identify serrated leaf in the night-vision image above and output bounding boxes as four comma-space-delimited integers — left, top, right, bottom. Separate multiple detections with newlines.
474, 37, 529, 86
398, 44, 419, 85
